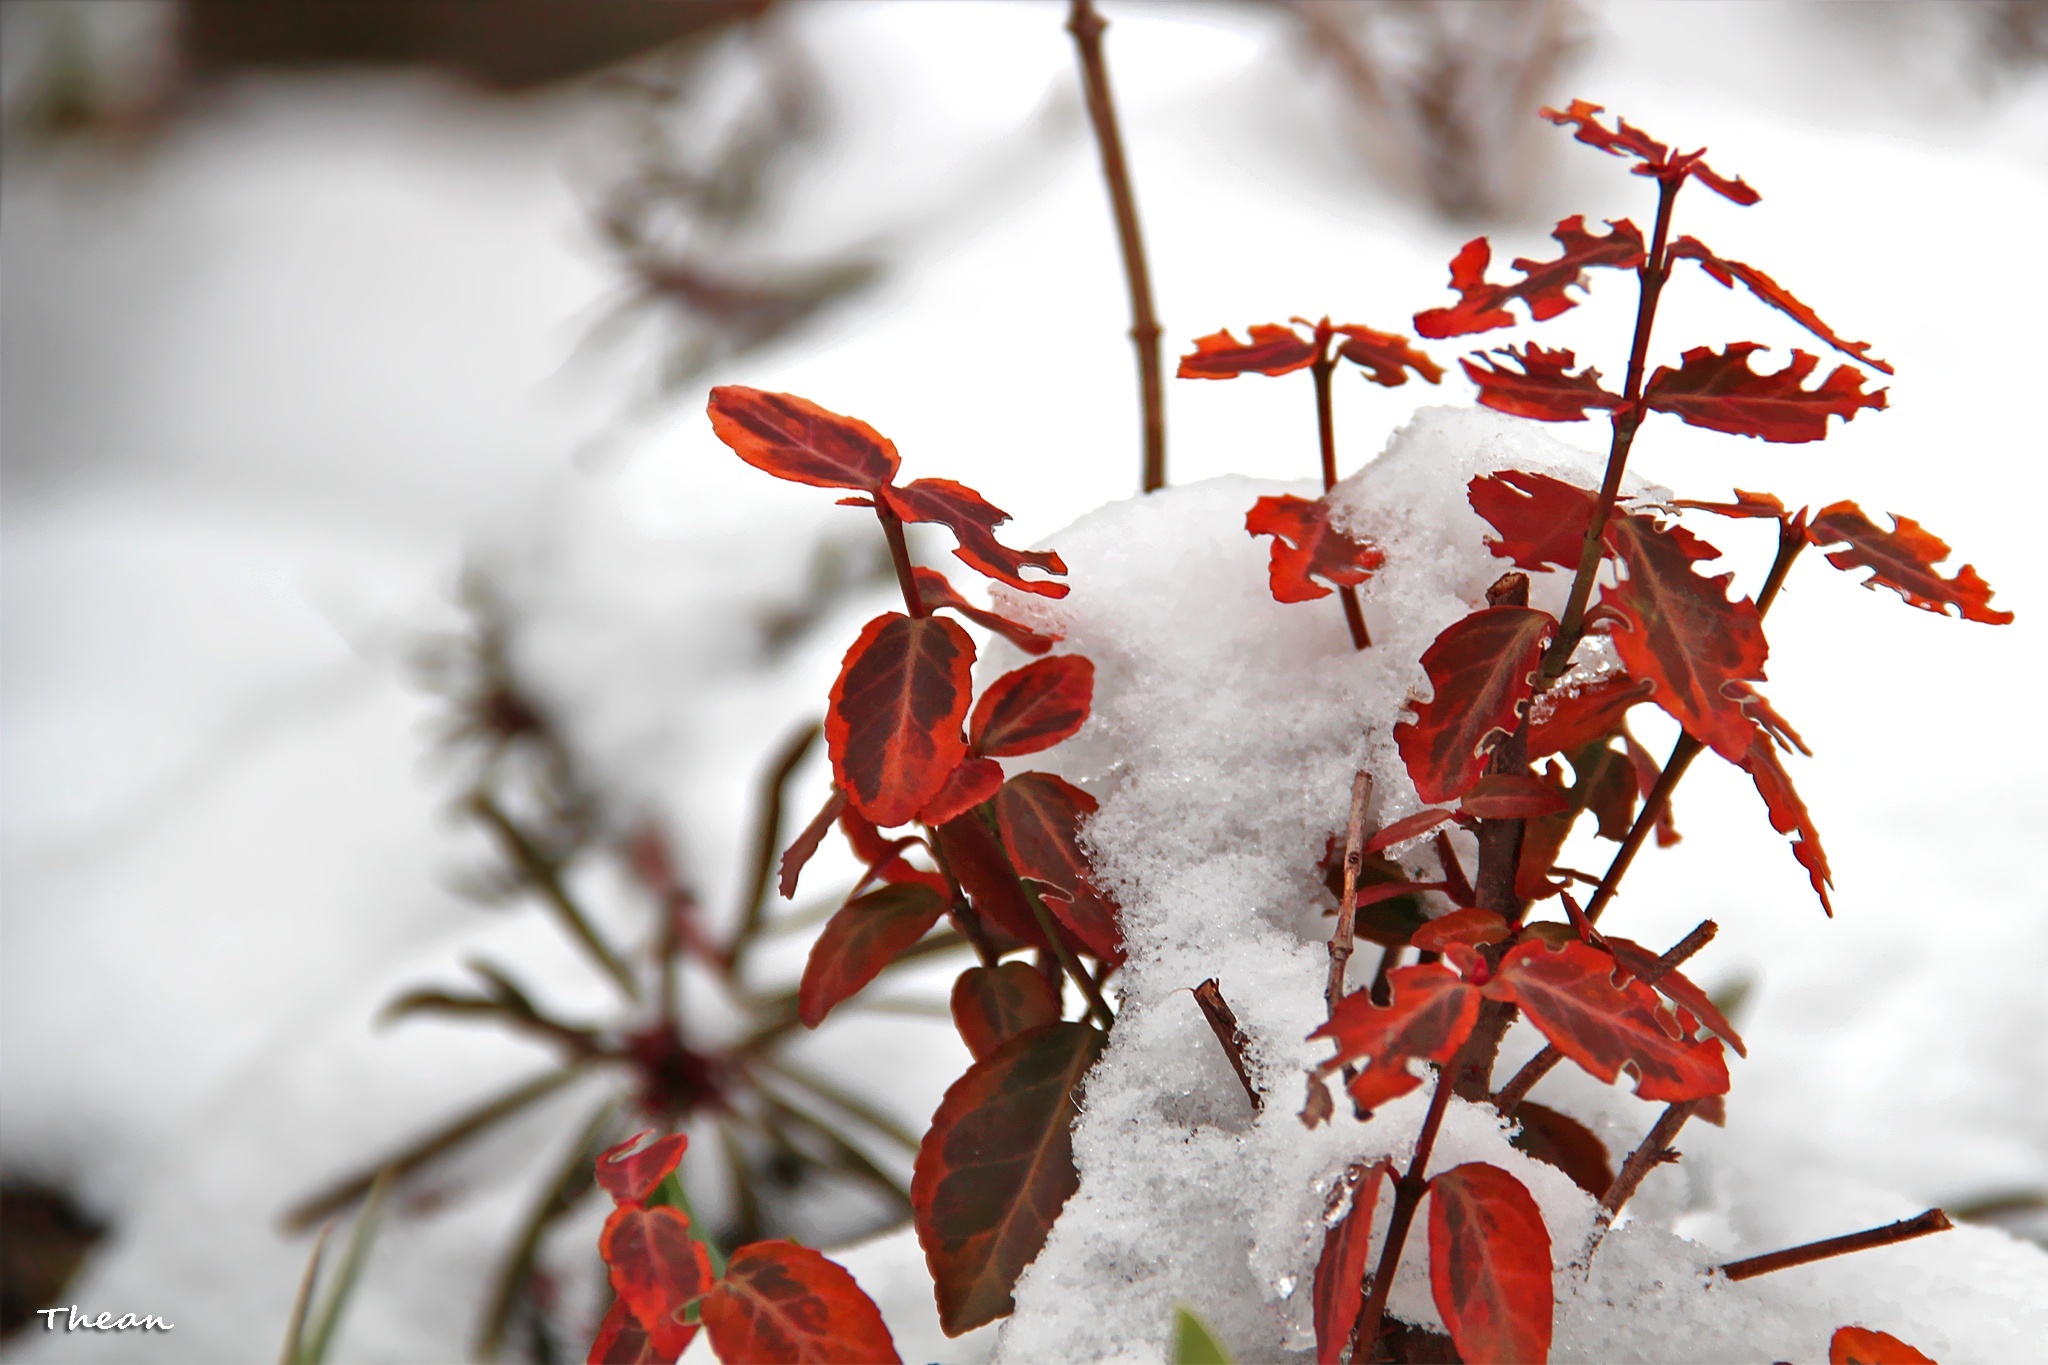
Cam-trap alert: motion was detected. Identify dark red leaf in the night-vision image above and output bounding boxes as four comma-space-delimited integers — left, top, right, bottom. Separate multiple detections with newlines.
601, 1204, 713, 1362
799, 883, 948, 1028
883, 480, 1068, 598
951, 963, 1064, 1061
1528, 676, 1652, 758
1830, 1326, 1937, 1365
707, 387, 900, 493
1574, 742, 1640, 842
595, 1131, 690, 1208
1310, 966, 1481, 1111
1176, 323, 1318, 378
912, 1022, 1106, 1336
1313, 1160, 1394, 1364
1599, 514, 1766, 764
1484, 940, 1730, 1102
932, 815, 1052, 953
1460, 773, 1573, 819
1509, 1103, 1614, 1198
1362, 808, 1459, 856
1467, 470, 1600, 572
836, 806, 948, 897
700, 1240, 901, 1365
971, 656, 1095, 757
1668, 238, 1891, 375
1334, 324, 1445, 386
1737, 722, 1834, 915
994, 773, 1122, 963
1605, 937, 1746, 1056
1394, 607, 1556, 804
1245, 494, 1386, 604
827, 613, 975, 828
1672, 488, 1790, 520
1463, 344, 1626, 423
1427, 1162, 1554, 1365
1515, 764, 1581, 902
1416, 216, 1645, 339
1410, 908, 1511, 953
1541, 99, 1759, 205
916, 757, 1005, 827
1644, 344, 1886, 443
914, 567, 1060, 655
588, 1298, 662, 1365
1806, 501, 2013, 625
778, 790, 847, 900
1618, 728, 1678, 846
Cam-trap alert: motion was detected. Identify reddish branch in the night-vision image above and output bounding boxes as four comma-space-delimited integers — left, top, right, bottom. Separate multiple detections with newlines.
1718, 1209, 1952, 1281
1355, 1065, 1457, 1360
1325, 771, 1376, 1018
1193, 978, 1262, 1112
1310, 351, 1372, 649
1599, 1098, 1698, 1221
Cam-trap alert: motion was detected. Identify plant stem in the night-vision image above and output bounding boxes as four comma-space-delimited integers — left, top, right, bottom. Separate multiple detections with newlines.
1325, 771, 1375, 1018
1310, 351, 1373, 650
1067, 0, 1166, 493
474, 1097, 616, 1361
1599, 1098, 1698, 1221
1718, 1209, 1952, 1282
470, 792, 639, 1001
1026, 884, 1116, 1030
1355, 1065, 1456, 1359
876, 504, 927, 617
1193, 978, 1262, 1112
727, 722, 822, 975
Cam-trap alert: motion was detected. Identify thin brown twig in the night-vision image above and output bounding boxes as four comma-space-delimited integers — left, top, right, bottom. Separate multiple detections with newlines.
1309, 350, 1372, 650
1025, 885, 1116, 1031
1325, 771, 1375, 1018
729, 723, 822, 970
470, 792, 639, 1001
1718, 1209, 1952, 1282
876, 503, 927, 617
1599, 1098, 1699, 1221
1193, 979, 1262, 1112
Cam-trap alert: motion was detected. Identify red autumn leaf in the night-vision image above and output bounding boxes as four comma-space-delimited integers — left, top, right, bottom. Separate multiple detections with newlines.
1362, 808, 1459, 856
1599, 514, 1767, 764
1644, 344, 1886, 443
1310, 965, 1481, 1111
1334, 323, 1445, 387
1415, 215, 1646, 339
1463, 345, 1626, 424
595, 1131, 690, 1208
951, 962, 1064, 1061
1737, 722, 1834, 915
1672, 487, 1791, 520
1528, 676, 1652, 758
1806, 501, 2013, 625
601, 1204, 713, 1362
916, 756, 1005, 826
1667, 237, 1892, 375
1467, 470, 1600, 572
827, 613, 975, 828
1394, 607, 1555, 804
913, 567, 1060, 655
700, 1241, 901, 1365
1428, 1162, 1554, 1365
778, 790, 848, 899
1410, 908, 1512, 954
1313, 1160, 1394, 1365
1509, 1102, 1614, 1198
882, 479, 1068, 598
1177, 323, 1319, 378
1541, 99, 1759, 205
834, 806, 949, 898
1605, 937, 1746, 1057
994, 773, 1123, 963
799, 883, 948, 1028
1483, 939, 1729, 1102
1573, 743, 1640, 842
971, 656, 1095, 757
707, 386, 901, 493
912, 1022, 1106, 1337
1245, 494, 1386, 604
1830, 1326, 1937, 1365
1461, 773, 1573, 820
932, 814, 1054, 953
588, 1298, 661, 1365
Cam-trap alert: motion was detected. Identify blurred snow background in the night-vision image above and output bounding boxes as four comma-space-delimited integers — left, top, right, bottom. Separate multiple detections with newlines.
3, 0, 2047, 1360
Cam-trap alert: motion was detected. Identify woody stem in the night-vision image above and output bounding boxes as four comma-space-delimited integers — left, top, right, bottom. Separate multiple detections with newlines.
1325, 771, 1374, 1019
877, 504, 926, 617
1311, 352, 1372, 650
1355, 1065, 1456, 1360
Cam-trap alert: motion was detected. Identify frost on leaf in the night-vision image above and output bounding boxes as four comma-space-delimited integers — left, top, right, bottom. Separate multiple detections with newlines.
799, 883, 948, 1028
1313, 1160, 1392, 1365
595, 1131, 689, 1208
1667, 238, 1892, 374
1806, 501, 2013, 625
600, 1204, 713, 1362
707, 386, 902, 492
1176, 323, 1318, 378
1415, 216, 1645, 338
701, 1241, 901, 1365
1830, 1326, 1937, 1365
883, 479, 1068, 598
1428, 1163, 1554, 1365
1644, 344, 1886, 443
970, 656, 1094, 757
1541, 99, 1759, 205
1528, 676, 1652, 759
1394, 607, 1555, 804
994, 772, 1122, 963
827, 613, 975, 828
914, 567, 1060, 655
912, 1022, 1105, 1336
1462, 345, 1626, 424
1310, 966, 1480, 1112
951, 963, 1063, 1061
1468, 470, 1599, 572
1245, 495, 1386, 603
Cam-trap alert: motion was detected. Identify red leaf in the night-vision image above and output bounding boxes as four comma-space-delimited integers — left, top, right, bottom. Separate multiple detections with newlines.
836, 806, 948, 897
1245, 495, 1386, 604
1737, 722, 1834, 915
601, 1204, 713, 1362
932, 814, 1053, 952
1806, 501, 2013, 625
1514, 765, 1581, 902
1394, 607, 1555, 804
1410, 908, 1512, 953
883, 480, 1068, 598
916, 757, 1005, 826
1313, 1160, 1393, 1364
778, 791, 847, 900
1334, 324, 1445, 387
1620, 728, 1679, 847
1310, 966, 1481, 1111
1467, 470, 1599, 572
1484, 940, 1729, 1102
1644, 344, 1886, 443
700, 1241, 901, 1365
1362, 808, 1459, 856
799, 883, 948, 1028
914, 567, 1060, 655
1541, 99, 1759, 205
1605, 937, 1746, 1057
1462, 345, 1626, 423
971, 656, 1095, 757
588, 1298, 662, 1365
912, 1022, 1106, 1336
951, 962, 1063, 1061
1460, 773, 1573, 819
1427, 1162, 1554, 1365
1528, 676, 1652, 758
1672, 488, 1790, 520
827, 613, 975, 828
596, 1131, 690, 1208
1668, 238, 1891, 375
1416, 216, 1645, 339
1509, 1103, 1614, 1198
1599, 514, 1766, 764
707, 387, 900, 493
1177, 323, 1318, 378
994, 773, 1123, 963
1830, 1326, 1937, 1365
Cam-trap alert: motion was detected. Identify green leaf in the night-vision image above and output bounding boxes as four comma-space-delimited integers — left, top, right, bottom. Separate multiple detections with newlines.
1172, 1305, 1234, 1365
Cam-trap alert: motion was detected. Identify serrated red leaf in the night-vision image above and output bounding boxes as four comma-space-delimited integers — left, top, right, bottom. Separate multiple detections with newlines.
778, 790, 847, 900
932, 814, 1052, 953
1313, 1160, 1393, 1365
1334, 323, 1445, 386
1620, 728, 1680, 847
707, 387, 901, 493
970, 656, 1094, 757
1605, 937, 1746, 1056
1528, 676, 1652, 758
827, 613, 975, 828
601, 1204, 713, 1362
700, 1240, 901, 1365
1177, 323, 1319, 378
1806, 501, 2012, 625
1460, 773, 1573, 819
913, 567, 1060, 655
1310, 966, 1481, 1111
883, 480, 1068, 598
1467, 470, 1600, 572
913, 1022, 1105, 1336
1541, 99, 1759, 205
1737, 722, 1834, 915
1484, 940, 1729, 1102
799, 883, 948, 1028
1672, 487, 1790, 520
1644, 344, 1885, 443
1830, 1326, 1937, 1365
1513, 767, 1580, 903
1244, 495, 1386, 604
1463, 344, 1626, 423
1415, 216, 1645, 339
1668, 238, 1891, 375
588, 1297, 662, 1365
596, 1131, 690, 1208
994, 773, 1122, 963
1428, 1162, 1554, 1365
1573, 743, 1640, 842
1362, 808, 1459, 856
916, 757, 1005, 827
1394, 607, 1555, 804
1599, 515, 1766, 764
951, 962, 1064, 1061
1410, 908, 1512, 953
